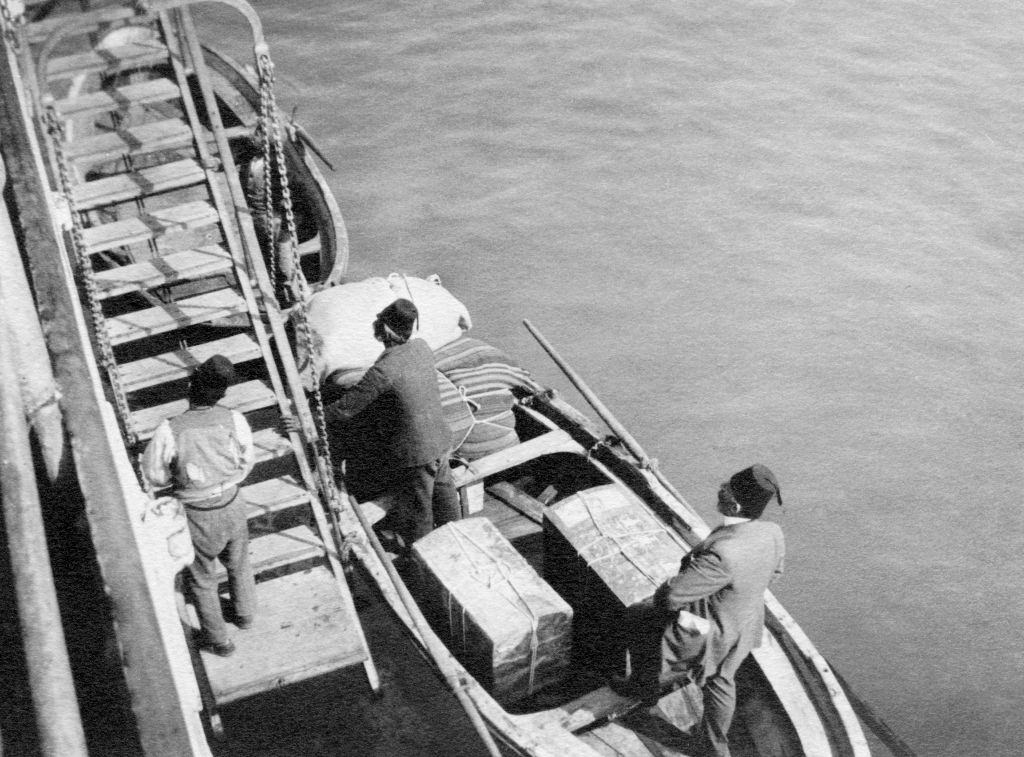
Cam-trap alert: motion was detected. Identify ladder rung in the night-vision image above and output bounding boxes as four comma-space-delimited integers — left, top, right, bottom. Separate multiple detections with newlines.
72, 158, 207, 210
221, 525, 325, 583
81, 200, 220, 254
106, 287, 247, 345
66, 121, 254, 165
132, 379, 278, 440
55, 77, 181, 118
65, 118, 194, 162
243, 476, 311, 519
119, 333, 262, 393
95, 245, 234, 299
46, 43, 170, 82
252, 428, 295, 466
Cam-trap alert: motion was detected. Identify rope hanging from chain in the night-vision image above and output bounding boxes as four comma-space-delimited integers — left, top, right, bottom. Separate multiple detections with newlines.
255, 48, 338, 509
43, 101, 138, 445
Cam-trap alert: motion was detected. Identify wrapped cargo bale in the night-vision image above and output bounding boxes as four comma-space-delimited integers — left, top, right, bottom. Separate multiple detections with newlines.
433, 336, 536, 393
387, 273, 472, 350
297, 274, 472, 390
433, 336, 537, 460
413, 517, 574, 704
296, 277, 394, 390
543, 484, 687, 669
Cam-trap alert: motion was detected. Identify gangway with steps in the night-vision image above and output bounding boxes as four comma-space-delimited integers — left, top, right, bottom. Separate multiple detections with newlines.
11, 0, 379, 740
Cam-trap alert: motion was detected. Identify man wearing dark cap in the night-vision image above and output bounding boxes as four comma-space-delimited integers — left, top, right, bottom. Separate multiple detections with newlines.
141, 355, 257, 657
615, 464, 785, 757
324, 298, 460, 552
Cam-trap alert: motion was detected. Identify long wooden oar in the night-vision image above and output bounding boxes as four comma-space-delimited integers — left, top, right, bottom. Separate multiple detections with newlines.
345, 492, 504, 757
522, 319, 692, 517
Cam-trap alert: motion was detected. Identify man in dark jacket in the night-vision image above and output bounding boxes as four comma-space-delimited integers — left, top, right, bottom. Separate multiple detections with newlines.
325, 298, 459, 550
617, 464, 785, 757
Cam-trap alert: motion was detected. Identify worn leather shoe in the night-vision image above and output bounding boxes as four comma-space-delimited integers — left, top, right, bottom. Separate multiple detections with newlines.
234, 615, 254, 630
197, 635, 236, 657
209, 639, 236, 657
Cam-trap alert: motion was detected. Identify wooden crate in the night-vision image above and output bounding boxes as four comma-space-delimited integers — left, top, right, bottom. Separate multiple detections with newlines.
543, 484, 687, 668
412, 517, 573, 703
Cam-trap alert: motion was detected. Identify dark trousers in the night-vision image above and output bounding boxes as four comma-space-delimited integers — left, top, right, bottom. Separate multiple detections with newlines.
185, 493, 257, 644
622, 604, 734, 757
695, 673, 737, 757
394, 452, 460, 545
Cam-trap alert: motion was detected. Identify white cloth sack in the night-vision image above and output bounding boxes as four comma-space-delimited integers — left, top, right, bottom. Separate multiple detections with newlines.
297, 274, 471, 389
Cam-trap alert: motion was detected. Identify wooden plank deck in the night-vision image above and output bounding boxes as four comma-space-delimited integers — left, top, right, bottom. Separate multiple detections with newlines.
200, 565, 369, 706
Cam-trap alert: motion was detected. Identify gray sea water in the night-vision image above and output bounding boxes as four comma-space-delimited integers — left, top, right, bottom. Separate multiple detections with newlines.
200, 2, 1024, 755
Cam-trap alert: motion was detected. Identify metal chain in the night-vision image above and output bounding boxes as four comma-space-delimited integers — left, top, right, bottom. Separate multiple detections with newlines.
256, 53, 277, 290
44, 102, 138, 445
255, 51, 337, 509
0, 0, 22, 51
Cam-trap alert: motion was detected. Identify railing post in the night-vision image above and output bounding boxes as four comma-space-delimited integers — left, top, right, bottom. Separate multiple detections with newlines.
0, 314, 88, 757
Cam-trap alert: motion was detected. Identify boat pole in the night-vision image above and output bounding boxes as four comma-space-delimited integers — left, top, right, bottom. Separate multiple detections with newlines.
345, 493, 504, 757
522, 319, 691, 509
0, 321, 89, 757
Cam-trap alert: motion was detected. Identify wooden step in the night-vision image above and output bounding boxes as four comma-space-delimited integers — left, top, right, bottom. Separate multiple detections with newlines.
132, 379, 278, 440
95, 245, 234, 299
81, 200, 220, 254
252, 428, 294, 466
200, 563, 368, 705
65, 118, 194, 163
67, 120, 254, 166
227, 525, 325, 583
119, 333, 262, 392
55, 76, 180, 118
106, 287, 247, 346
72, 157, 206, 210
46, 43, 170, 82
243, 476, 311, 520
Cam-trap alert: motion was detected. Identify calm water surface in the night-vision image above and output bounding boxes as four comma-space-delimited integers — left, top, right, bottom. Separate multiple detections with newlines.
200, 2, 1024, 754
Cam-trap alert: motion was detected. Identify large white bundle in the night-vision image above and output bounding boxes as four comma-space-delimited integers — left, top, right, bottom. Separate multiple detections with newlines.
297, 274, 471, 389
386, 273, 472, 347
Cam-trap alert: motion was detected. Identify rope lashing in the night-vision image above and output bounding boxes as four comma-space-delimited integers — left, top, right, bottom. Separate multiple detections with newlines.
447, 523, 544, 697
575, 489, 666, 588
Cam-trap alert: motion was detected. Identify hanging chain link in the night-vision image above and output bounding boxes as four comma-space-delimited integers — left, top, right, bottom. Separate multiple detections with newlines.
255, 51, 338, 510
256, 52, 278, 290
0, 0, 22, 51
44, 102, 138, 446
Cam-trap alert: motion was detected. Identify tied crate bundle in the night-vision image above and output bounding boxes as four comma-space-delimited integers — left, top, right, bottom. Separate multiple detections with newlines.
543, 484, 688, 668
412, 518, 573, 704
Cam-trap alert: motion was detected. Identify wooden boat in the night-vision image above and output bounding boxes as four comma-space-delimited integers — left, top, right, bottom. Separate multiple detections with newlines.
335, 320, 874, 757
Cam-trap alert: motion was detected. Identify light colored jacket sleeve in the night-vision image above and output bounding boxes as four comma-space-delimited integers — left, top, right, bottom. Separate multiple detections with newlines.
228, 410, 255, 486
140, 419, 176, 489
